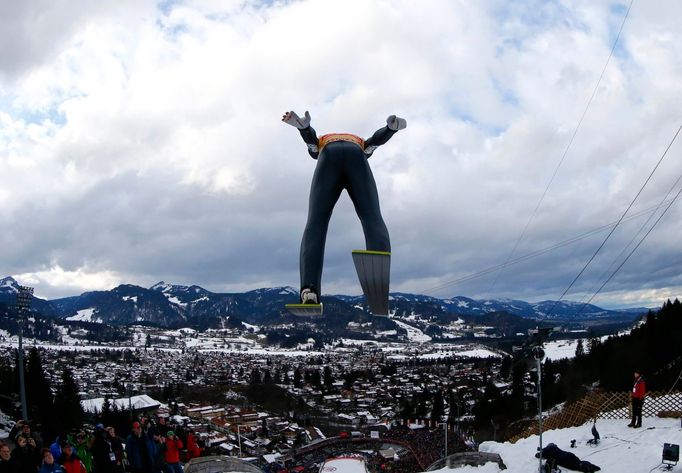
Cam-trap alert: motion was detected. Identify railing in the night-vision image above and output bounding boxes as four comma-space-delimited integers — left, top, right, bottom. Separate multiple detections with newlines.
508, 390, 682, 443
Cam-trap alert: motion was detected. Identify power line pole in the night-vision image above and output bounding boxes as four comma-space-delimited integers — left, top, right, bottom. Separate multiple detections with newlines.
15, 286, 34, 421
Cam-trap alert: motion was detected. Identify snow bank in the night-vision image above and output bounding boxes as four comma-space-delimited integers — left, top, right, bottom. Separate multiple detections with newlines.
471, 417, 681, 472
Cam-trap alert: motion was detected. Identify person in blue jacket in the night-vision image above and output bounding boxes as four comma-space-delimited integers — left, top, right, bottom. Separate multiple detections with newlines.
38, 449, 65, 473
124, 423, 155, 473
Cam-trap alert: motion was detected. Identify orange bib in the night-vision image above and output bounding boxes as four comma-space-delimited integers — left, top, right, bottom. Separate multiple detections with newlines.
318, 133, 365, 152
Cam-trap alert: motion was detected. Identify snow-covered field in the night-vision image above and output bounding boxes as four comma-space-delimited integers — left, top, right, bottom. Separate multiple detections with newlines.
431, 416, 682, 472
542, 339, 581, 361
385, 345, 503, 361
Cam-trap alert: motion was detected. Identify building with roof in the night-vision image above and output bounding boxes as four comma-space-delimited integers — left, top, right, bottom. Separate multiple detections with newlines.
81, 394, 161, 414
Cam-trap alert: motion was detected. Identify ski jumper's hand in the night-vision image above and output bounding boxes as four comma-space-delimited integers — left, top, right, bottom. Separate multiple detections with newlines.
386, 115, 407, 131
282, 110, 311, 129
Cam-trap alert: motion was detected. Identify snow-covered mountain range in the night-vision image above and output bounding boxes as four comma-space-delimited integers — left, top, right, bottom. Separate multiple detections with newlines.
0, 276, 649, 328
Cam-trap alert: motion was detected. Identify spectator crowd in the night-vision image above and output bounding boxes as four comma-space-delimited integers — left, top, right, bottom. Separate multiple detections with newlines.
0, 417, 203, 473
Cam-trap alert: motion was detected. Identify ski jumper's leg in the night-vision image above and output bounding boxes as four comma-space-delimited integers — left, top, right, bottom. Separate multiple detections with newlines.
341, 142, 391, 252
300, 146, 344, 297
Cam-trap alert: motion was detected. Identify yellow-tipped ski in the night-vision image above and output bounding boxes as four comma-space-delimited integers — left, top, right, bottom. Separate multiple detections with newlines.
285, 303, 323, 317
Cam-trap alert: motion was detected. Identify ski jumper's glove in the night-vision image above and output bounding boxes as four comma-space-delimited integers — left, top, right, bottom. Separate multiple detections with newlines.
386, 115, 407, 131
282, 110, 311, 129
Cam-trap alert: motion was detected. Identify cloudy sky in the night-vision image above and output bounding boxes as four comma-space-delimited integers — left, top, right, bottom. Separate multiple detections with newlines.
1, 0, 681, 308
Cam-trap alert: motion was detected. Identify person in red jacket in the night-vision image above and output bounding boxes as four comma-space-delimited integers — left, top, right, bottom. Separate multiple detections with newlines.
185, 430, 201, 460
163, 431, 183, 473
628, 369, 646, 428
58, 443, 86, 473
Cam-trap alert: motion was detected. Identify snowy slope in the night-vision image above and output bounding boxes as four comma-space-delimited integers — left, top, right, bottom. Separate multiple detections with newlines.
429, 416, 682, 472
393, 319, 432, 342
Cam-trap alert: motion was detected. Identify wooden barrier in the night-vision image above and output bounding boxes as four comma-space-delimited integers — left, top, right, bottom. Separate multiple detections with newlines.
508, 390, 682, 443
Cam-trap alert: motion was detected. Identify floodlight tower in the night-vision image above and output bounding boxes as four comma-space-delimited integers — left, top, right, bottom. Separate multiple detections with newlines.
437, 422, 448, 459
15, 285, 34, 421
532, 345, 546, 473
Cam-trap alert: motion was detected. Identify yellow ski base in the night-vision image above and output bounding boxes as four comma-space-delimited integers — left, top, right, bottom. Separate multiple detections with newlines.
352, 250, 391, 257
285, 303, 323, 317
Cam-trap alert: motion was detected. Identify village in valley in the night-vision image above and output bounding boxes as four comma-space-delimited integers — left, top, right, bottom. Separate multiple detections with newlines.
0, 321, 528, 471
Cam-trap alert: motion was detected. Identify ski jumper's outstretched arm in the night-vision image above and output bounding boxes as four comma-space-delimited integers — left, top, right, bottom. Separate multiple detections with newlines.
363, 115, 407, 157
282, 110, 319, 158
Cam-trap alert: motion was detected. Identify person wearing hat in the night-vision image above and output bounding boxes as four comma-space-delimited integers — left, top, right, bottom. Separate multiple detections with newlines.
124, 423, 155, 473
73, 431, 93, 473
17, 424, 42, 451
57, 443, 86, 473
92, 425, 122, 473
628, 369, 647, 428
163, 431, 183, 473
11, 434, 40, 473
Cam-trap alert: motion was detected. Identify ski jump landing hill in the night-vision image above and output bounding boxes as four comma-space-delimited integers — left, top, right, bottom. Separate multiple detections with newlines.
319, 456, 369, 473
429, 392, 682, 472
470, 416, 681, 472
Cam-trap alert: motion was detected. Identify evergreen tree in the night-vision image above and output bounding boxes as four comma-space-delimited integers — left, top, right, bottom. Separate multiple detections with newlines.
510, 361, 527, 417
415, 388, 429, 418
431, 390, 445, 421
54, 368, 85, 432
541, 359, 559, 409
499, 356, 512, 380
26, 348, 54, 430
0, 355, 15, 398
323, 366, 334, 388
293, 368, 302, 388
99, 397, 112, 427
575, 339, 585, 357
400, 396, 414, 420
311, 370, 322, 389
474, 381, 499, 428
250, 368, 261, 386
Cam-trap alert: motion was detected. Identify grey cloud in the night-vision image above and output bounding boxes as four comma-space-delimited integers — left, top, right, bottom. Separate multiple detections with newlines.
3, 0, 682, 309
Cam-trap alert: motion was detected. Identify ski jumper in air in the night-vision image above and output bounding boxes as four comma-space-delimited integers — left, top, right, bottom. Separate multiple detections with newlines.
282, 111, 406, 316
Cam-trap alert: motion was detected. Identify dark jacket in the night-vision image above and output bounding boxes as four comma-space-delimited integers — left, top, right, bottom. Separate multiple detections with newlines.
124, 434, 155, 472
541, 443, 601, 472
92, 432, 120, 473
11, 444, 40, 473
0, 458, 21, 473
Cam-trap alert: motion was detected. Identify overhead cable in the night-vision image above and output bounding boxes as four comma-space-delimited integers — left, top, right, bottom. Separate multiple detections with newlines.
546, 124, 682, 316
488, 0, 636, 294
